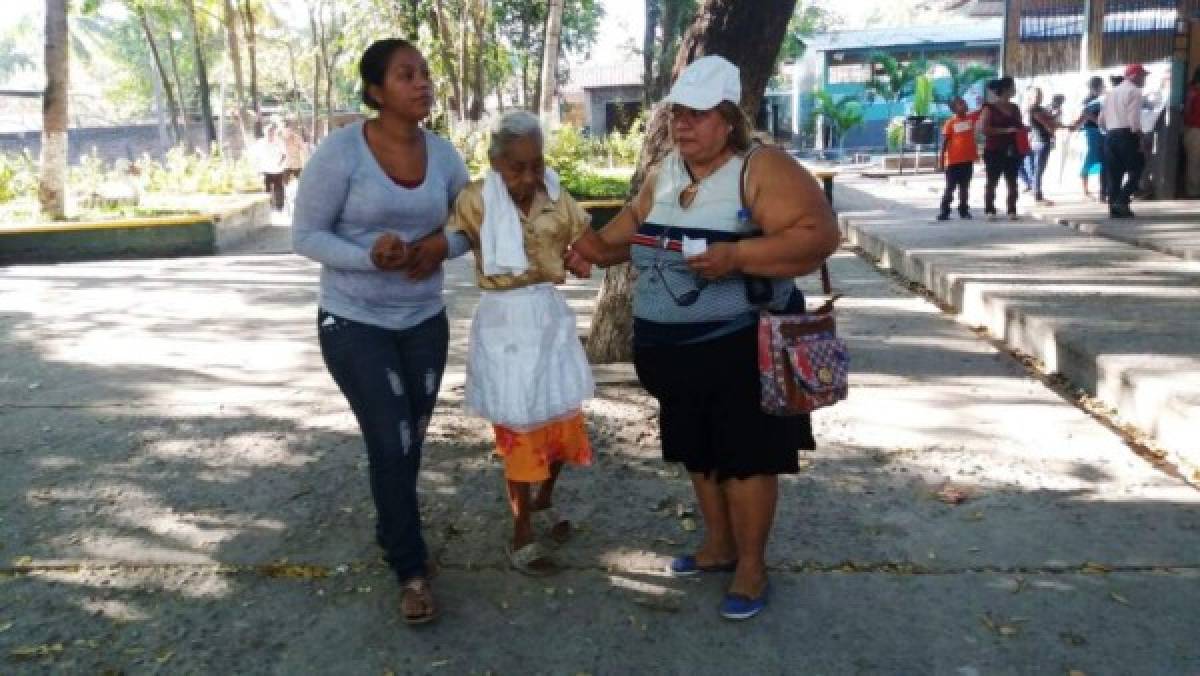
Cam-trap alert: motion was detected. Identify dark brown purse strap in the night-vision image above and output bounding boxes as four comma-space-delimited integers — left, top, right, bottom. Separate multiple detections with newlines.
739, 143, 834, 296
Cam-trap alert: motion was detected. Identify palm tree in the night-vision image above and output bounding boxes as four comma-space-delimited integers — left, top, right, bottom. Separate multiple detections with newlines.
865, 52, 929, 120
935, 58, 996, 102
812, 89, 865, 155
40, 0, 69, 220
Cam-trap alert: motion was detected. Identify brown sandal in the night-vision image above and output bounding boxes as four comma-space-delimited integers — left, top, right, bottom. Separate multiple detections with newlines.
399, 577, 437, 625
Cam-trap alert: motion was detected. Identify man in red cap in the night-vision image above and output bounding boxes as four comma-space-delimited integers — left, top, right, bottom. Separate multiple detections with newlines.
1099, 64, 1149, 218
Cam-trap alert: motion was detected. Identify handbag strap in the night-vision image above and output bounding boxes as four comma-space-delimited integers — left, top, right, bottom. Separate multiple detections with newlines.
738, 143, 834, 296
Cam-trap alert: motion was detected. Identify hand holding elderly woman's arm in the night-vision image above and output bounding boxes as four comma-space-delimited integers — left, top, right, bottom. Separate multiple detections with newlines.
567, 169, 658, 267
686, 148, 839, 280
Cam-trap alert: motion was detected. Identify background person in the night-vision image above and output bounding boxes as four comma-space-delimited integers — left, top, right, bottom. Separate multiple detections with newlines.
1071, 76, 1107, 200
1024, 87, 1062, 204
291, 37, 470, 626
1099, 64, 1149, 218
978, 77, 1024, 221
1184, 67, 1200, 198
937, 96, 978, 220
250, 123, 287, 211
568, 55, 840, 621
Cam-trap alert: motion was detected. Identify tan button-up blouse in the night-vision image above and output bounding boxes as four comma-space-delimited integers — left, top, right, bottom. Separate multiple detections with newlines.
446, 179, 591, 291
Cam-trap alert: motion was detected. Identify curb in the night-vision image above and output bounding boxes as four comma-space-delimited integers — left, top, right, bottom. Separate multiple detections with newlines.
837, 210, 1199, 481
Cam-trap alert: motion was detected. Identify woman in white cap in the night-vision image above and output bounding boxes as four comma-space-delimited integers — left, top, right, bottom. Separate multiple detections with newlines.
568, 55, 839, 620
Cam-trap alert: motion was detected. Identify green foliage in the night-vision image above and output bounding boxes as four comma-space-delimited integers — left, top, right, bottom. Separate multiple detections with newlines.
447, 121, 636, 199
866, 53, 931, 116
912, 75, 934, 118
934, 59, 997, 102
886, 118, 906, 153
811, 89, 865, 150
560, 169, 630, 200
139, 144, 261, 194
778, 2, 840, 63
0, 152, 37, 204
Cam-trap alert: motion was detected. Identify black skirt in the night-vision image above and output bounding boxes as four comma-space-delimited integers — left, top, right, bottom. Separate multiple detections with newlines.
633, 324, 815, 481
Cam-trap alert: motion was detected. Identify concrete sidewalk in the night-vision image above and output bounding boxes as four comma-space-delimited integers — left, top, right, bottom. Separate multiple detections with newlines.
835, 174, 1200, 478
876, 170, 1200, 261
2, 246, 1198, 673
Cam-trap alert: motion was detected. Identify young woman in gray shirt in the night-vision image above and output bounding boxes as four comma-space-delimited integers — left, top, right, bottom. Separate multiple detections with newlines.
292, 38, 470, 626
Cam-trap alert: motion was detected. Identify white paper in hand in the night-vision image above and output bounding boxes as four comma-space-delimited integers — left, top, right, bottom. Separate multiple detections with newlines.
681, 235, 708, 258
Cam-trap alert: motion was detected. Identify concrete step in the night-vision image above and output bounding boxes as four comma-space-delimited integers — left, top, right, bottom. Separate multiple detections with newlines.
834, 177, 1200, 480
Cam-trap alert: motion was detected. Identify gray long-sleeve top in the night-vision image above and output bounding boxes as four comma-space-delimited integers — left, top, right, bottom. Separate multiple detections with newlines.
292, 120, 471, 330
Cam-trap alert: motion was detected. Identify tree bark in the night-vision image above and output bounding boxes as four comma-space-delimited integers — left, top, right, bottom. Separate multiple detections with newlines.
643, 0, 660, 108
468, 0, 488, 121
308, 8, 322, 142
584, 0, 799, 363
430, 0, 464, 120
165, 28, 195, 150
184, 0, 218, 145
239, 1, 262, 136
653, 0, 689, 100
457, 0, 469, 121
39, 0, 69, 220
222, 0, 249, 146
538, 0, 564, 121
137, 7, 182, 145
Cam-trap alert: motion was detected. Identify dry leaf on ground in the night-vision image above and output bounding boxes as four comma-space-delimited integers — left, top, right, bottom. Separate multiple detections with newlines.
936, 485, 970, 505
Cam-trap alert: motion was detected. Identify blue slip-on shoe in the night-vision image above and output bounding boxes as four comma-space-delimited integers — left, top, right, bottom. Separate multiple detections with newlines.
719, 582, 770, 621
668, 555, 738, 577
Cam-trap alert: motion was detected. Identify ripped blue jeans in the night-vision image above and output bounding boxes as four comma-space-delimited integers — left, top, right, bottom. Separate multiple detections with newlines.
317, 308, 449, 582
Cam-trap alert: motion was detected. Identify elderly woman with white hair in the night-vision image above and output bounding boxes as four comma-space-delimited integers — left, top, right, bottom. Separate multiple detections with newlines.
445, 110, 596, 576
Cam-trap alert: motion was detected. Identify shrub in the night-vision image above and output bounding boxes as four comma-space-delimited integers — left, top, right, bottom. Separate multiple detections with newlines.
0, 151, 37, 203
886, 118, 906, 153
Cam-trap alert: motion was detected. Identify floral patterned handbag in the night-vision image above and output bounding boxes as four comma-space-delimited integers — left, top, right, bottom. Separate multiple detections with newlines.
739, 143, 849, 416
757, 295, 849, 415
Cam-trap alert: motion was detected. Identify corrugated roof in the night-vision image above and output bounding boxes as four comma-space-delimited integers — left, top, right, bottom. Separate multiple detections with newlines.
564, 61, 643, 92
808, 19, 1003, 53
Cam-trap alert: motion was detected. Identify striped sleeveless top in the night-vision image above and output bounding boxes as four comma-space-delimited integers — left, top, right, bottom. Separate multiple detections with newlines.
631, 149, 798, 346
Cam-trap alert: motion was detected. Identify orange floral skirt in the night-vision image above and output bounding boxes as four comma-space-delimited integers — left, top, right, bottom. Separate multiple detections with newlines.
493, 412, 592, 482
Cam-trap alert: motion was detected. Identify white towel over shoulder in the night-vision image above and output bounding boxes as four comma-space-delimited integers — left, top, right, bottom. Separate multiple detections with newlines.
479, 167, 562, 277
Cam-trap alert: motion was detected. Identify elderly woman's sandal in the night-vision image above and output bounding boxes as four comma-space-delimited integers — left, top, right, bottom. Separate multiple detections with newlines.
532, 508, 571, 545
506, 541, 559, 576
399, 576, 437, 625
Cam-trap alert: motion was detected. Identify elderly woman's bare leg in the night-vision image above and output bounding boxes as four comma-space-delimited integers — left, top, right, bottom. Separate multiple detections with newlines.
723, 475, 778, 598
505, 480, 558, 574
533, 462, 570, 541
690, 473, 738, 567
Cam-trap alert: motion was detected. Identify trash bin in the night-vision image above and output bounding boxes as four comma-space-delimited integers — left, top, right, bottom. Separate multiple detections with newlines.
905, 116, 936, 146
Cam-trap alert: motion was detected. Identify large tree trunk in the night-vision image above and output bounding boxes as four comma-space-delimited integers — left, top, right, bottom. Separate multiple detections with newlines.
643, 0, 661, 108
165, 28, 195, 150
240, 1, 262, 137
430, 0, 464, 120
136, 8, 182, 145
584, 0, 798, 363
184, 0, 218, 145
457, 0, 469, 121
652, 0, 687, 100
39, 0, 68, 220
538, 0, 564, 121
405, 0, 421, 41
468, 0, 488, 120
222, 0, 249, 145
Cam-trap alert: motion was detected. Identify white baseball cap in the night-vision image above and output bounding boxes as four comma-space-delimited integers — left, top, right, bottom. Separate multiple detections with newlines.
664, 55, 741, 111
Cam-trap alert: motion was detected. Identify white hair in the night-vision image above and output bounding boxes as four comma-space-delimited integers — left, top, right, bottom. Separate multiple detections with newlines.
487, 111, 543, 161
